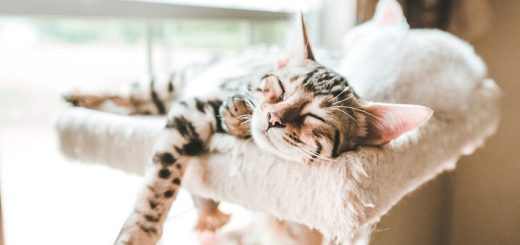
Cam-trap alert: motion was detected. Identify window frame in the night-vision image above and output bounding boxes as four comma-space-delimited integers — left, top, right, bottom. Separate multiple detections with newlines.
0, 0, 356, 74
0, 0, 292, 20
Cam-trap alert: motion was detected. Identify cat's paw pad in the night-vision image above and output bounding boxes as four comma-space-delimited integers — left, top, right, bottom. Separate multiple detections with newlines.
195, 209, 231, 232
220, 95, 252, 138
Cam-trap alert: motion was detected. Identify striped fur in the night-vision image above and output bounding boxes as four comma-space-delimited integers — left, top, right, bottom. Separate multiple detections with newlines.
66, 17, 416, 245
67, 56, 371, 244
249, 60, 368, 164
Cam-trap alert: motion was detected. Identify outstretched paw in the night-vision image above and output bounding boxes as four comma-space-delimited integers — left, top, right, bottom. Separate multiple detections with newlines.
220, 95, 253, 138
195, 209, 231, 232
64, 93, 134, 114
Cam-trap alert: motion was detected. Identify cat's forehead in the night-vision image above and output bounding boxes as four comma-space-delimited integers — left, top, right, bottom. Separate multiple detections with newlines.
261, 61, 354, 109
304, 94, 332, 110
298, 67, 349, 95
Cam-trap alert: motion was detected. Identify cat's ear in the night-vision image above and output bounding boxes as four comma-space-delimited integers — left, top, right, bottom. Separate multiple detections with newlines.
277, 13, 315, 69
373, 0, 407, 26
360, 102, 433, 145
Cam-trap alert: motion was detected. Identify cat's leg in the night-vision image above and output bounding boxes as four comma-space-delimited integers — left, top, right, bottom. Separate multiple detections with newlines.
114, 98, 223, 245
219, 94, 253, 138
65, 73, 180, 115
189, 94, 255, 234
186, 94, 254, 235
192, 196, 230, 232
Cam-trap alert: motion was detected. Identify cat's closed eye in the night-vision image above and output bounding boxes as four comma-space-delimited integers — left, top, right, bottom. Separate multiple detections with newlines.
301, 113, 326, 123
289, 75, 300, 82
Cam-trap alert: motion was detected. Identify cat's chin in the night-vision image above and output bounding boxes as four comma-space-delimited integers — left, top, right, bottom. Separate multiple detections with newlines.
251, 129, 304, 163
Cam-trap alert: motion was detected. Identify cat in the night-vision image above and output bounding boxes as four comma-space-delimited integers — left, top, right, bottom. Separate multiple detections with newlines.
66, 14, 432, 245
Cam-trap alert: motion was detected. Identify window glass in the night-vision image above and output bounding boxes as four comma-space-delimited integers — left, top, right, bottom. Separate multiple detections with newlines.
0, 16, 286, 245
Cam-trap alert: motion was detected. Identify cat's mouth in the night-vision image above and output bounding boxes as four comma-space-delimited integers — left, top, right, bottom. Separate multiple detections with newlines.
253, 128, 309, 163
250, 110, 306, 162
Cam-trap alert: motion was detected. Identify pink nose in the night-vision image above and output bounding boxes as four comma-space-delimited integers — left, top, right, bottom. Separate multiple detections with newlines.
268, 112, 284, 128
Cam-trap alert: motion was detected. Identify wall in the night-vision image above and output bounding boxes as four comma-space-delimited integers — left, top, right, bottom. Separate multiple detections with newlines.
450, 1, 520, 244
370, 175, 453, 245
370, 1, 520, 244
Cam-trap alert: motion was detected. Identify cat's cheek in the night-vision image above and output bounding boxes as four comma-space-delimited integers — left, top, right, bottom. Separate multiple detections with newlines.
298, 131, 314, 144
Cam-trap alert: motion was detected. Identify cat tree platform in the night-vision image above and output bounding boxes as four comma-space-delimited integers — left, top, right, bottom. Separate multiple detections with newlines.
54, 76, 500, 241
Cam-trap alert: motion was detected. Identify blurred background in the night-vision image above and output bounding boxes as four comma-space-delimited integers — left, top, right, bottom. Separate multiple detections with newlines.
0, 0, 518, 244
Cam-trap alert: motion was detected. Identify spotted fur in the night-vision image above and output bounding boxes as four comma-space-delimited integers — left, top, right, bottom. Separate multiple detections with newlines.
67, 15, 431, 245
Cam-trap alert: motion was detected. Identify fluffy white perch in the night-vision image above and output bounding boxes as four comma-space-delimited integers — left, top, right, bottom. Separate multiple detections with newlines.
55, 4, 502, 239
56, 109, 164, 175
55, 78, 500, 241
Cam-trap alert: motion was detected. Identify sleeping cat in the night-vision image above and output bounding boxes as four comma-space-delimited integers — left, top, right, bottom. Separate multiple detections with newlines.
66, 15, 432, 245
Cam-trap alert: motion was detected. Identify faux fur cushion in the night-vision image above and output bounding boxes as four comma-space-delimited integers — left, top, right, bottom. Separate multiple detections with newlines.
56, 76, 499, 241
55, 15, 501, 240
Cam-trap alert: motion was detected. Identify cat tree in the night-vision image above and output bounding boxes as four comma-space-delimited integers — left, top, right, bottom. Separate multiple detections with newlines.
55, 70, 500, 243
56, 82, 499, 242
54, 1, 501, 241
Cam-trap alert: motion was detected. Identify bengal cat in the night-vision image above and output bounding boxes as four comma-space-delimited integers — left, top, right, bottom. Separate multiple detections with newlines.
66, 15, 432, 245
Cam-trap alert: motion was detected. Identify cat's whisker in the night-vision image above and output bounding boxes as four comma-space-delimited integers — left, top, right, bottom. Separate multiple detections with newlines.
332, 94, 354, 105
236, 115, 252, 126
329, 107, 359, 126
328, 89, 348, 102
271, 131, 300, 153
282, 135, 313, 159
303, 143, 334, 162
236, 115, 251, 122
328, 88, 350, 103
300, 144, 333, 162
332, 105, 383, 120
283, 134, 333, 162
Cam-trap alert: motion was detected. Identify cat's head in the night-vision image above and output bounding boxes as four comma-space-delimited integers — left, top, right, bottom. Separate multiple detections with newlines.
250, 14, 432, 163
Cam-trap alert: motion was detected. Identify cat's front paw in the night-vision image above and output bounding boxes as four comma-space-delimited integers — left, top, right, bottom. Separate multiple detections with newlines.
220, 95, 252, 138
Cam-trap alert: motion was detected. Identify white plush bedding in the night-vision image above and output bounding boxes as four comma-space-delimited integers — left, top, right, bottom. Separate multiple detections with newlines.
54, 10, 502, 240
55, 77, 499, 241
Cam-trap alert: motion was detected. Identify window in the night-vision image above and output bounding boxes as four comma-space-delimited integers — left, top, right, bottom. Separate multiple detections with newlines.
0, 0, 354, 244
0, 17, 286, 245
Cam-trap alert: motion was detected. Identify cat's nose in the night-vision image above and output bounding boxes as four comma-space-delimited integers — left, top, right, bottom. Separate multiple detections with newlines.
267, 112, 285, 129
